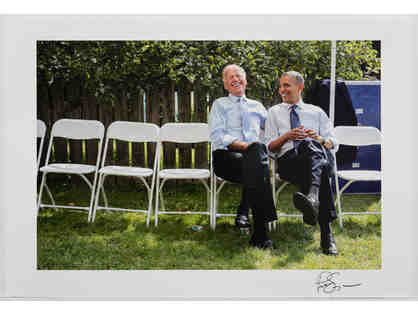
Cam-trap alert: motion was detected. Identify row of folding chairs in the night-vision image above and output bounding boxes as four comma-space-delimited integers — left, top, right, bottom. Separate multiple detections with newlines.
37, 119, 212, 227
37, 119, 382, 230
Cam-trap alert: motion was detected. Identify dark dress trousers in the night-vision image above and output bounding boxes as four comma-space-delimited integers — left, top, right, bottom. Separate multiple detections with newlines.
213, 142, 278, 239
277, 140, 337, 224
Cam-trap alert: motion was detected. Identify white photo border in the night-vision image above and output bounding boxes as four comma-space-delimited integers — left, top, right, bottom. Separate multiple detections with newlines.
1, 15, 417, 299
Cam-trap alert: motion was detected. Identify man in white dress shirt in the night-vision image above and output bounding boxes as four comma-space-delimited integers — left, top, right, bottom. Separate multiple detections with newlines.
209, 64, 277, 250
265, 71, 339, 255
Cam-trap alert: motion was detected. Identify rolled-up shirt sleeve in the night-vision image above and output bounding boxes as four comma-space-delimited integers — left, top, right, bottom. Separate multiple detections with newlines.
209, 99, 238, 150
318, 109, 339, 152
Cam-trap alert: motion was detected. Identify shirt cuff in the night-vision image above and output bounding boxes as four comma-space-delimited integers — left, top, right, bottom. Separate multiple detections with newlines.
326, 137, 339, 152
265, 139, 279, 158
223, 135, 239, 148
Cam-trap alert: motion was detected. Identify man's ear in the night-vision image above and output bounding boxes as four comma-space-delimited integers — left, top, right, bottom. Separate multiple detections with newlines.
299, 83, 305, 93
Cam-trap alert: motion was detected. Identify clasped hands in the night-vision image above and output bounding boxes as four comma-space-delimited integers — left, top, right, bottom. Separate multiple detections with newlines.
287, 126, 333, 149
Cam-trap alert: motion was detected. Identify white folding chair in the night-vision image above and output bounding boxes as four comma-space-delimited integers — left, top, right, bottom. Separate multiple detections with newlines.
37, 119, 105, 222
211, 174, 239, 230
155, 123, 212, 227
91, 122, 159, 226
270, 158, 302, 231
333, 126, 382, 227
37, 119, 55, 206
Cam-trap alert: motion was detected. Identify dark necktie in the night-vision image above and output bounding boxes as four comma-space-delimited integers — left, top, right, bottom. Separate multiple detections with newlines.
290, 104, 302, 150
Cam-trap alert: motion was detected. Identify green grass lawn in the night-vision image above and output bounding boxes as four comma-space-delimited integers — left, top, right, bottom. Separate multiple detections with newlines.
37, 179, 381, 270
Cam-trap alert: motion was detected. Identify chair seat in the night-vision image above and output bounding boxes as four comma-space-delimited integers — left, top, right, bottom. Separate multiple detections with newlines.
99, 165, 153, 177
158, 168, 210, 179
40, 163, 96, 174
337, 170, 381, 182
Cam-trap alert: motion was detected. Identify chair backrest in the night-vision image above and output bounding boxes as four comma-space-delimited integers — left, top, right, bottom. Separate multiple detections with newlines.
334, 126, 381, 146
51, 119, 104, 140
107, 121, 159, 142
159, 123, 209, 143
37, 119, 47, 169
37, 119, 46, 139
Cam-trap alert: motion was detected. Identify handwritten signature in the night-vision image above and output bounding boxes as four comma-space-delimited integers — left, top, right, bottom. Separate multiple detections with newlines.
315, 271, 362, 294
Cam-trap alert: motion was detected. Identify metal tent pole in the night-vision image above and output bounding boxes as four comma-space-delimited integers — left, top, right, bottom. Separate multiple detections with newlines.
330, 40, 337, 126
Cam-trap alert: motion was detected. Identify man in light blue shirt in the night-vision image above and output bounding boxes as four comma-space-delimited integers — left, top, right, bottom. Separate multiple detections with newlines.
265, 71, 339, 255
209, 64, 277, 250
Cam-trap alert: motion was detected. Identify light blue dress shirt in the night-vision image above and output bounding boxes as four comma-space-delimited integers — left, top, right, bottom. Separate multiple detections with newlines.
209, 94, 267, 151
264, 100, 338, 158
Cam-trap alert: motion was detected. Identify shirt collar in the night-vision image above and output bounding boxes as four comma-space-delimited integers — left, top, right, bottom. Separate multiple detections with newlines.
284, 99, 304, 110
228, 94, 247, 103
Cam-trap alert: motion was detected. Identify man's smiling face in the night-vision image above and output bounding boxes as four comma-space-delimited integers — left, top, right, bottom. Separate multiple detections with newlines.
279, 75, 304, 104
224, 66, 247, 97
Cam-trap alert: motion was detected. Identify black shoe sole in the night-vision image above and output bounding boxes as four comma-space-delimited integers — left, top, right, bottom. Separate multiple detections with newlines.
321, 241, 338, 256
321, 248, 338, 256
293, 192, 318, 226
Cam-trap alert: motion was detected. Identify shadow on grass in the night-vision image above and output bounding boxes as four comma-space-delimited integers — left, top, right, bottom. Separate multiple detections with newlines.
334, 216, 381, 239
37, 183, 381, 270
269, 220, 317, 268
37, 211, 282, 270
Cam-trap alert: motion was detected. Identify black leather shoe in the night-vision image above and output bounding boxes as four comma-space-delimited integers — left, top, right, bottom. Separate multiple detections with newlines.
235, 214, 250, 228
320, 232, 338, 256
293, 192, 319, 226
249, 239, 275, 250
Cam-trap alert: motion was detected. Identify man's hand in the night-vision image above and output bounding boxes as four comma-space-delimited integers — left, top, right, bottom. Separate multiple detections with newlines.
286, 126, 308, 141
323, 141, 333, 149
305, 129, 320, 140
228, 141, 249, 151
305, 129, 333, 149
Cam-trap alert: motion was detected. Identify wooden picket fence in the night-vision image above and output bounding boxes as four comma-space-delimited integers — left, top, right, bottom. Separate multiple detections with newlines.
36, 79, 230, 185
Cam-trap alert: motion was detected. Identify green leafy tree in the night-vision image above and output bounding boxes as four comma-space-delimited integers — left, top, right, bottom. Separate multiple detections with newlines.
37, 40, 380, 107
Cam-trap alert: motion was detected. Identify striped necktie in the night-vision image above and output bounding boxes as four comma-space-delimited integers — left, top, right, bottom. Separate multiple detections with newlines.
290, 104, 302, 149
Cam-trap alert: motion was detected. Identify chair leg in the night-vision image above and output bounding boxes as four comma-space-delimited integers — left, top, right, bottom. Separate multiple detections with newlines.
91, 173, 104, 223
37, 172, 48, 215
146, 184, 153, 228
207, 188, 210, 214
155, 177, 160, 227
84, 172, 98, 223
334, 175, 344, 228
45, 184, 55, 206
272, 177, 277, 207
212, 180, 215, 230
100, 174, 109, 208
213, 189, 218, 230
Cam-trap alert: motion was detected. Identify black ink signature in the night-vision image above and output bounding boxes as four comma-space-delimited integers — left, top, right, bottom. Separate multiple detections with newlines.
315, 271, 362, 294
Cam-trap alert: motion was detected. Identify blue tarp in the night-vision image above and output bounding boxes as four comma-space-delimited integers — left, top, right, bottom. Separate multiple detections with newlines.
337, 81, 381, 194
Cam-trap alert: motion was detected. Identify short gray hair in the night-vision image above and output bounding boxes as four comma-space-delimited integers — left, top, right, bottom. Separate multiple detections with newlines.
222, 64, 246, 82
281, 71, 304, 85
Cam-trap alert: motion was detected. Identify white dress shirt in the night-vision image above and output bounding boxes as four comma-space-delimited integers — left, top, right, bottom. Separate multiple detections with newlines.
209, 94, 267, 151
264, 100, 338, 158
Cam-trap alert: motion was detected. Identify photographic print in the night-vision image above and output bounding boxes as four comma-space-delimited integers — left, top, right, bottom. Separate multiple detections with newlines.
1, 15, 417, 299
36, 40, 381, 270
